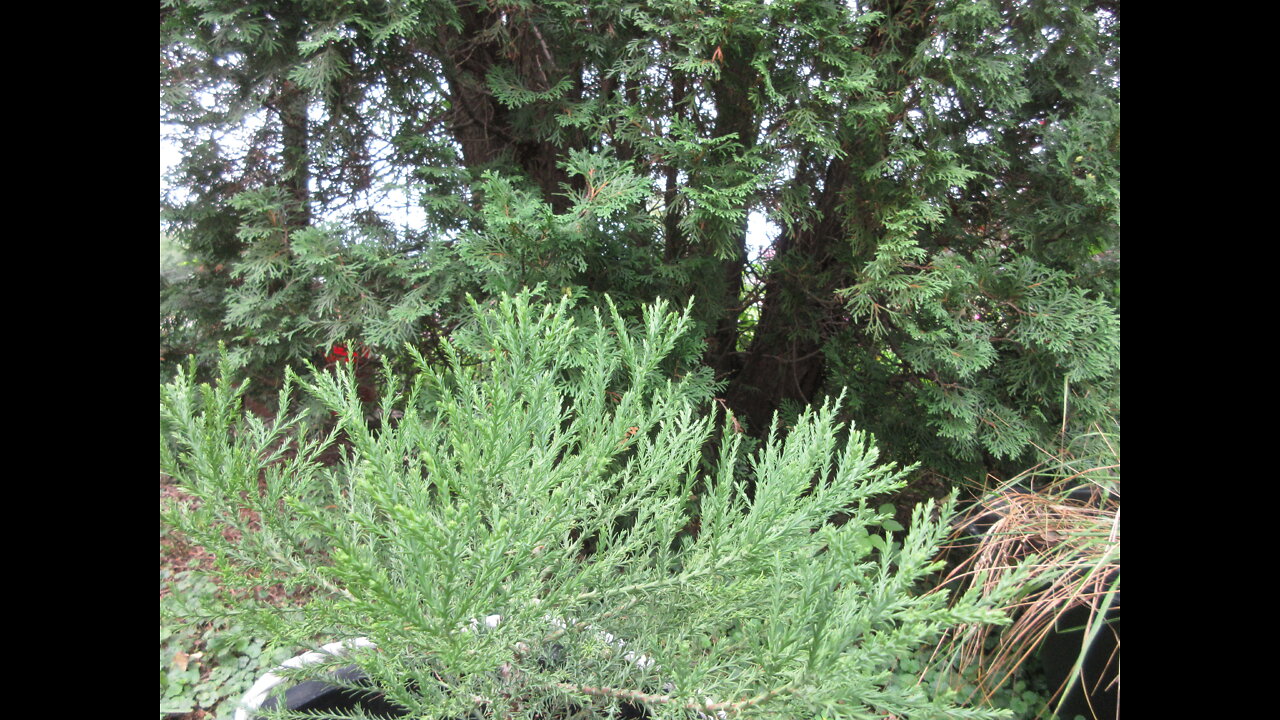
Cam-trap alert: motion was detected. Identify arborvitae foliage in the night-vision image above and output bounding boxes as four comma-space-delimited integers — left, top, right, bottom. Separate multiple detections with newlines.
161, 292, 1022, 720
161, 0, 1119, 479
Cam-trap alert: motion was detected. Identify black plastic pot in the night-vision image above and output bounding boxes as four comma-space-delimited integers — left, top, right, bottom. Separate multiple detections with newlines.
235, 632, 656, 720
252, 664, 407, 719
234, 638, 403, 720
1038, 599, 1120, 720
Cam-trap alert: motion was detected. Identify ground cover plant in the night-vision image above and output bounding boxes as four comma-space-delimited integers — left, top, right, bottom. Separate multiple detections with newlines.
160, 566, 298, 718
161, 292, 1031, 719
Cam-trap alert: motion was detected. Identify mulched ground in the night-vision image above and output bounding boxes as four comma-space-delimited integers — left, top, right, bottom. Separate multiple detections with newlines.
161, 477, 217, 572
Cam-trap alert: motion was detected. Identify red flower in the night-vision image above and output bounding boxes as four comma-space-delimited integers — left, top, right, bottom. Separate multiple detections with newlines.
326, 344, 372, 365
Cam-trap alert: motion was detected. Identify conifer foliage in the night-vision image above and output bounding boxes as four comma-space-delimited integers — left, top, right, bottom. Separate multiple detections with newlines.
161, 0, 1119, 477
161, 292, 1021, 719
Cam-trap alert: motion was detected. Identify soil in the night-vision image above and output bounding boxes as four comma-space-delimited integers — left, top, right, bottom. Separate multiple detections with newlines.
160, 476, 218, 589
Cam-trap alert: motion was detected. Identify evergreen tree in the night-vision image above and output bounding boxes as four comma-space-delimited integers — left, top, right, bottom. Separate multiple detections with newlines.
161, 0, 1119, 479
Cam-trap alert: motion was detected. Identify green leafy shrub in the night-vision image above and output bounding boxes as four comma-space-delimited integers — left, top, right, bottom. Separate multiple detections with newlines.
161, 291, 1023, 719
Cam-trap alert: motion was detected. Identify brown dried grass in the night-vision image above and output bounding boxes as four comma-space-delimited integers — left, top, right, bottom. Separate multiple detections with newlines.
927, 454, 1120, 719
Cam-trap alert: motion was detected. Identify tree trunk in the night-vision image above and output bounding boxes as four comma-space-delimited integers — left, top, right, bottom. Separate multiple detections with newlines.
702, 38, 759, 382
724, 0, 938, 434
726, 159, 852, 434
278, 78, 311, 228
439, 6, 577, 212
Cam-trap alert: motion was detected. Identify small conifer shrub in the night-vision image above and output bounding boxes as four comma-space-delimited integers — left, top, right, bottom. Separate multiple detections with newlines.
161, 291, 1020, 719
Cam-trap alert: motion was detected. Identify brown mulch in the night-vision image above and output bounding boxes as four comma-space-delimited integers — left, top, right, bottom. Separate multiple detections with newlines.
161, 474, 315, 605
160, 475, 218, 598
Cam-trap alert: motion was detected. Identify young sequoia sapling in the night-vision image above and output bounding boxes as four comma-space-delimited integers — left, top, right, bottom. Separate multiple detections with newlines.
161, 291, 1019, 719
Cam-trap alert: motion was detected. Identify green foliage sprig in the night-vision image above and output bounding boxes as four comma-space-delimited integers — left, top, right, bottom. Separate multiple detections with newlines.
161, 292, 1021, 719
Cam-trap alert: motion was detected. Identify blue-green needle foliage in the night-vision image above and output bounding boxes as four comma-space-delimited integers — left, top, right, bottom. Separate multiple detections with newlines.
162, 292, 1021, 719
